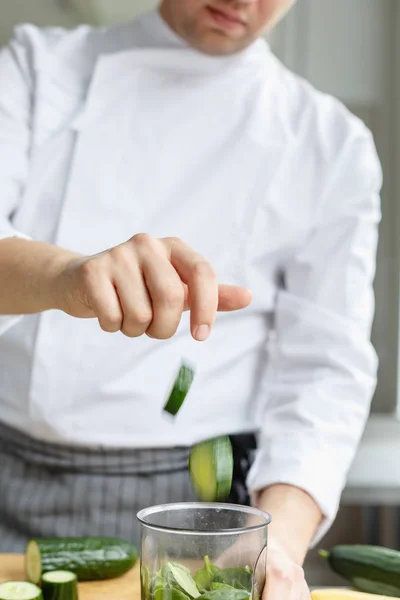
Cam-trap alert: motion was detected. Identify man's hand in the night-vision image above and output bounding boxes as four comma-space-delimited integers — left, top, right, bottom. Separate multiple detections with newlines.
264, 537, 310, 600
0, 235, 251, 340
54, 234, 251, 340
254, 484, 323, 599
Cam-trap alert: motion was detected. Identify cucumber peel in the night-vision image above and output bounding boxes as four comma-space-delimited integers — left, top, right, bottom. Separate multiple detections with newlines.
189, 436, 233, 502
42, 571, 78, 600
163, 363, 195, 416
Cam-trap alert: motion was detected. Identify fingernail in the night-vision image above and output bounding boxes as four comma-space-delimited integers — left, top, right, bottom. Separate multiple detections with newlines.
195, 324, 210, 341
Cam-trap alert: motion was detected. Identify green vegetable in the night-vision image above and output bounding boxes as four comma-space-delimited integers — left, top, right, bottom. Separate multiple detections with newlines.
41, 571, 78, 600
198, 589, 250, 600
210, 584, 237, 591
189, 436, 233, 502
0, 583, 43, 600
163, 363, 195, 416
141, 565, 152, 600
149, 559, 253, 600
319, 545, 400, 597
154, 590, 191, 600
25, 537, 138, 584
213, 568, 252, 592
162, 564, 200, 599
194, 557, 219, 592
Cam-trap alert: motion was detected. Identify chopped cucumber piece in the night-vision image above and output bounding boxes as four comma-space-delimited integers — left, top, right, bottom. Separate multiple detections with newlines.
42, 572, 76, 584
189, 436, 233, 502
25, 541, 41, 587
163, 363, 195, 416
0, 582, 42, 600
42, 571, 78, 600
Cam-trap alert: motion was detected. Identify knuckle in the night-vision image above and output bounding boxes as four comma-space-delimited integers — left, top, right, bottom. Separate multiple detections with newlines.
133, 308, 153, 326
121, 309, 153, 337
147, 317, 181, 340
80, 258, 100, 284
147, 327, 176, 341
161, 284, 184, 306
109, 244, 129, 263
100, 313, 121, 333
165, 236, 183, 246
192, 260, 216, 280
132, 232, 154, 249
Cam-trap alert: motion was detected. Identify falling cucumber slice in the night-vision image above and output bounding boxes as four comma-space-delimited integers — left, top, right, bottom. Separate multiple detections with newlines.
0, 582, 43, 600
189, 436, 233, 502
41, 571, 78, 600
163, 363, 195, 416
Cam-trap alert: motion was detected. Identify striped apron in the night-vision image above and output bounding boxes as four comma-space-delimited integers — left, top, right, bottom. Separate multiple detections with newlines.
0, 421, 196, 552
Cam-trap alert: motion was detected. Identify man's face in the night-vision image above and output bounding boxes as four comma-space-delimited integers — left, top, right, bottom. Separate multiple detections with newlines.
159, 0, 295, 56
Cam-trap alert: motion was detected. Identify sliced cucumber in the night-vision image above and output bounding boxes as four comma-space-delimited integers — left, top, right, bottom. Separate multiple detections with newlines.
189, 436, 233, 502
163, 363, 195, 416
41, 571, 78, 600
0, 582, 42, 600
25, 537, 138, 584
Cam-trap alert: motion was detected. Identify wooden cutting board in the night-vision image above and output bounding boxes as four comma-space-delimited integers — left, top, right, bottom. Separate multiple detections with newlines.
0, 555, 141, 600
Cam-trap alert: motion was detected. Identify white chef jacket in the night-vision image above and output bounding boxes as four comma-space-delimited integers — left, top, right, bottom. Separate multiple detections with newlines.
0, 10, 382, 541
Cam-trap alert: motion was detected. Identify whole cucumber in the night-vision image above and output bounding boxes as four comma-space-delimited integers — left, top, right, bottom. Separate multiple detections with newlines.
320, 544, 400, 597
26, 537, 138, 585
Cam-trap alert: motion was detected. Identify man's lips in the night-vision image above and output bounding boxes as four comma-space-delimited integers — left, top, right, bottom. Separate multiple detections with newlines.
206, 5, 247, 29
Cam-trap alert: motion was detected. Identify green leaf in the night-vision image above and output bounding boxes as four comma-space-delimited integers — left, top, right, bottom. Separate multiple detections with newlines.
213, 568, 252, 593
154, 589, 191, 600
232, 581, 246, 591
194, 557, 219, 592
163, 563, 201, 599
141, 565, 151, 600
152, 574, 169, 592
199, 589, 250, 600
210, 583, 237, 591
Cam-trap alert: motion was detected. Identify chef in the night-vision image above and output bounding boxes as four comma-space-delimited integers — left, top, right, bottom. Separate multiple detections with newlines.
0, 0, 381, 598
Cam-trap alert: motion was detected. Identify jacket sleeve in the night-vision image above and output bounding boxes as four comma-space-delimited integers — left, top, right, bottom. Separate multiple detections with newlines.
0, 29, 33, 335
247, 125, 382, 544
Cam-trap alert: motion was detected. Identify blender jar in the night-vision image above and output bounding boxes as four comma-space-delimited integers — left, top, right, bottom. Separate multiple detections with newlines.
137, 502, 271, 600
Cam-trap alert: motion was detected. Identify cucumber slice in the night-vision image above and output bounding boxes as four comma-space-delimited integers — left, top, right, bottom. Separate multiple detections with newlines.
25, 537, 138, 584
189, 436, 233, 502
42, 571, 78, 600
0, 582, 42, 600
163, 363, 195, 416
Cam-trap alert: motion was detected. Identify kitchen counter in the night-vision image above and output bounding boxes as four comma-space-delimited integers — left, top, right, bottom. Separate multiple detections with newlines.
0, 554, 141, 600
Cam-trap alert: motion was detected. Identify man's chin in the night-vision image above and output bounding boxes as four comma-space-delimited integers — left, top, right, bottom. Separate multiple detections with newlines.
189, 30, 253, 57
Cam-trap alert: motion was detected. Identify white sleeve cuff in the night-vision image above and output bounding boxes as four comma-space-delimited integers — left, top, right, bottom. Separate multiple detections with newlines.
246, 440, 345, 546
0, 229, 31, 336
0, 228, 31, 241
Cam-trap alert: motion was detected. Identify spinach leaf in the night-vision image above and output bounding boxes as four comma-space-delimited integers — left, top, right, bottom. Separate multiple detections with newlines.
151, 574, 169, 593
199, 589, 250, 600
141, 565, 151, 600
213, 568, 252, 592
162, 562, 201, 599
154, 589, 191, 600
232, 581, 246, 591
194, 556, 219, 592
210, 583, 237, 591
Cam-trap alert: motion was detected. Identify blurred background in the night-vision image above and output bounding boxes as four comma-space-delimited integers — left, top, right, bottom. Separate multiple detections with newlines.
0, 0, 398, 587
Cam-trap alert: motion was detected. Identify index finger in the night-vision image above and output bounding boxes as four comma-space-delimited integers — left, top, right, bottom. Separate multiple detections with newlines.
168, 239, 218, 341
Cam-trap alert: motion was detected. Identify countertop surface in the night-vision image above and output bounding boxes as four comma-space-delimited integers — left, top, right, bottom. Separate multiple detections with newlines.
0, 554, 141, 600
